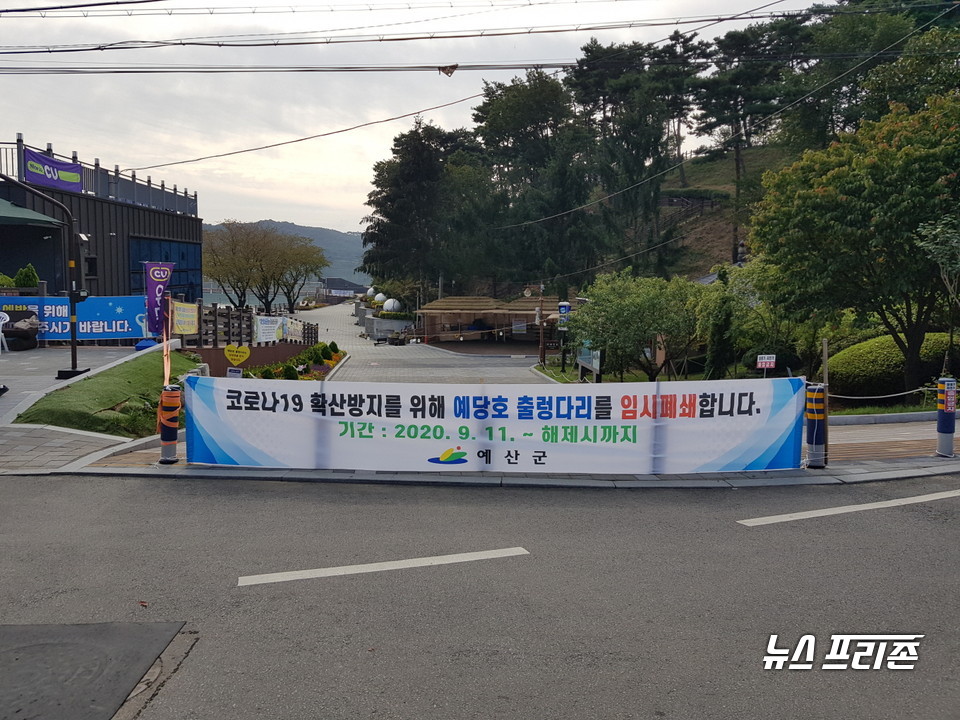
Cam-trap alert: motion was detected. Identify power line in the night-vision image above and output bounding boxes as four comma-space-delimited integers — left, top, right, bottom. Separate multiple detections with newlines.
0, 61, 574, 74
122, 92, 486, 172
494, 1, 960, 231
0, 0, 168, 15
0, 12, 837, 55
122, 0, 792, 173
5, 48, 960, 75
1, 0, 952, 20
3, 2, 946, 56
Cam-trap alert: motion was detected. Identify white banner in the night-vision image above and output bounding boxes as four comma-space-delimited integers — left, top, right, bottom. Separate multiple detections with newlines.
255, 316, 285, 343
185, 377, 806, 474
286, 318, 304, 343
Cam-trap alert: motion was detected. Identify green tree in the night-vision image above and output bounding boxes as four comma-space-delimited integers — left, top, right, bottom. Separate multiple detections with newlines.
699, 266, 737, 379
360, 118, 476, 300
861, 26, 960, 118
12, 263, 40, 287
473, 70, 573, 196
776, 6, 914, 147
751, 94, 960, 390
569, 271, 702, 381
694, 18, 810, 262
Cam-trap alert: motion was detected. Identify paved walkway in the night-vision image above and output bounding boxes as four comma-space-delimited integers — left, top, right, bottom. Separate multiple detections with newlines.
1, 303, 959, 487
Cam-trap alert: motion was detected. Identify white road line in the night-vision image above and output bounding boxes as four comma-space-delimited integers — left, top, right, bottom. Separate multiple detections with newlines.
238, 546, 530, 587
738, 489, 960, 527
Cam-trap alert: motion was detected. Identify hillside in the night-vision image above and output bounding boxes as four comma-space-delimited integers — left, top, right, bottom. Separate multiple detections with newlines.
660, 145, 801, 279
203, 220, 369, 285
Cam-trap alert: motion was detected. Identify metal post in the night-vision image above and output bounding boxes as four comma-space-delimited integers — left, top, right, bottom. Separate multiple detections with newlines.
538, 289, 545, 367
936, 377, 956, 458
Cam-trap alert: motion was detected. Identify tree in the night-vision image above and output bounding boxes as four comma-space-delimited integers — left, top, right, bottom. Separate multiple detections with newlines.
204, 221, 327, 313
569, 270, 702, 381
861, 27, 960, 119
12, 263, 40, 288
699, 266, 737, 379
750, 93, 960, 391
694, 18, 810, 262
360, 118, 476, 300
203, 221, 258, 308
776, 7, 914, 147
473, 70, 573, 196
277, 237, 329, 313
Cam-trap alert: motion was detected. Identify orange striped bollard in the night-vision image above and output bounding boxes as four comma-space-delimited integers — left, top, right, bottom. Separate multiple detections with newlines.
158, 384, 181, 464
805, 384, 826, 468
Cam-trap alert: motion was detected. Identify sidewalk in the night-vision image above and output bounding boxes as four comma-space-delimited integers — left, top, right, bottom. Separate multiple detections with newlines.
2, 304, 959, 488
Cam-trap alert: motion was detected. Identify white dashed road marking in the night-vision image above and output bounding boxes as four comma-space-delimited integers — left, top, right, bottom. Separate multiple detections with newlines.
738, 489, 960, 527
238, 546, 530, 586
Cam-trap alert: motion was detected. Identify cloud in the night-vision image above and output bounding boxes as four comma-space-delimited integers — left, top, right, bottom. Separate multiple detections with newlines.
0, 0, 830, 231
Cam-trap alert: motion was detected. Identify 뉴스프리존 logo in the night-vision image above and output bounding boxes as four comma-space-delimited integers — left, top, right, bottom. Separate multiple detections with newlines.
763, 633, 923, 671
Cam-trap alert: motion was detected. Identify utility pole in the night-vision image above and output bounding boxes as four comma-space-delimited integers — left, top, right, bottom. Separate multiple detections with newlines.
538, 284, 545, 367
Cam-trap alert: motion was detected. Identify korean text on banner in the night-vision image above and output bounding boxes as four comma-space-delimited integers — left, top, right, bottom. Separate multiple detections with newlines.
184, 377, 806, 474
255, 316, 285, 343
171, 301, 198, 335
23, 147, 83, 193
144, 262, 175, 335
1, 296, 146, 340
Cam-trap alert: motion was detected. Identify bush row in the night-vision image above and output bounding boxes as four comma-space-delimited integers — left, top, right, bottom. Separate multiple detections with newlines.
827, 333, 953, 397
245, 341, 343, 380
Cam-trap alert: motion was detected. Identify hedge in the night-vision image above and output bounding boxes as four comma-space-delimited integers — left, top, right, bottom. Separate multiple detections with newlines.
827, 333, 953, 397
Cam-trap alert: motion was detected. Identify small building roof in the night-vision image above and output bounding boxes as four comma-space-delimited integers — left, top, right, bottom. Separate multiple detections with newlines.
417, 295, 562, 315
419, 296, 505, 313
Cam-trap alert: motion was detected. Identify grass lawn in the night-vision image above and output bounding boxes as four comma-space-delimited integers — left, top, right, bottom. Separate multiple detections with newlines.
15, 350, 199, 438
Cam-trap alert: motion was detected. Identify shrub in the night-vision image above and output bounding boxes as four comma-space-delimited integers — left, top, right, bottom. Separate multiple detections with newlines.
0, 273, 14, 288
320, 345, 333, 361
260, 367, 276, 379
281, 364, 300, 380
827, 333, 953, 398
305, 343, 328, 364
13, 263, 40, 288
377, 311, 415, 321
328, 341, 339, 354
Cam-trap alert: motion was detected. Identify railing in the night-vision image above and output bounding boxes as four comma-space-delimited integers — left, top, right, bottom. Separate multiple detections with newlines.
175, 303, 318, 349
0, 136, 198, 216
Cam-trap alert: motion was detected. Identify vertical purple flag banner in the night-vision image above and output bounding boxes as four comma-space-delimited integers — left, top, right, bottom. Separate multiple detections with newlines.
23, 148, 84, 193
144, 262, 175, 335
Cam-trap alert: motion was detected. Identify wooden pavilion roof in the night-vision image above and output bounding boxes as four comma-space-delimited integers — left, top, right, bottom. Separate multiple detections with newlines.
418, 295, 561, 314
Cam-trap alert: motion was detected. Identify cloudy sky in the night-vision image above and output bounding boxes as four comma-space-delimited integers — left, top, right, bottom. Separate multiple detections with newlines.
0, 0, 831, 233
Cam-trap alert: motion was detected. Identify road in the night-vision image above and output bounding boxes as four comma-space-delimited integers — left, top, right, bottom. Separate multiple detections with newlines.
1, 472, 958, 719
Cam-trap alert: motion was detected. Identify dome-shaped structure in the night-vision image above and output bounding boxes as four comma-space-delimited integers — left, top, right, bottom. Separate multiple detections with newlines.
374, 292, 387, 303
383, 298, 402, 312
366, 287, 376, 297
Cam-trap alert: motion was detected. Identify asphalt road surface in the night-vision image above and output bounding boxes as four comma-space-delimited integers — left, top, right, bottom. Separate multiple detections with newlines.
2, 472, 958, 719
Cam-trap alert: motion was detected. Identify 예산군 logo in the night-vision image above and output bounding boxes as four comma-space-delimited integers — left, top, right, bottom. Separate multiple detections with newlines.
427, 447, 469, 465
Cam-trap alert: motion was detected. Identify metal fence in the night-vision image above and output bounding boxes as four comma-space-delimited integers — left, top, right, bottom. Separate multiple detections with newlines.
0, 137, 198, 216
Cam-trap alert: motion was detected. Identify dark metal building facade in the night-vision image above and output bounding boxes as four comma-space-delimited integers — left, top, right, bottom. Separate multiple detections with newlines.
0, 135, 202, 300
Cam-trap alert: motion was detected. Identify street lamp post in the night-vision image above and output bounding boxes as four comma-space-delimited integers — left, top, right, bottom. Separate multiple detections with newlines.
0, 172, 88, 379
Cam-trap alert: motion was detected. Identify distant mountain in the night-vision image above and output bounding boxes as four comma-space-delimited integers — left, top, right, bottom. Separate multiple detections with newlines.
203, 220, 370, 285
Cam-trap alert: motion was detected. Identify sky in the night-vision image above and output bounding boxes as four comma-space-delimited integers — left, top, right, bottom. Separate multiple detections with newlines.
0, 0, 833, 233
